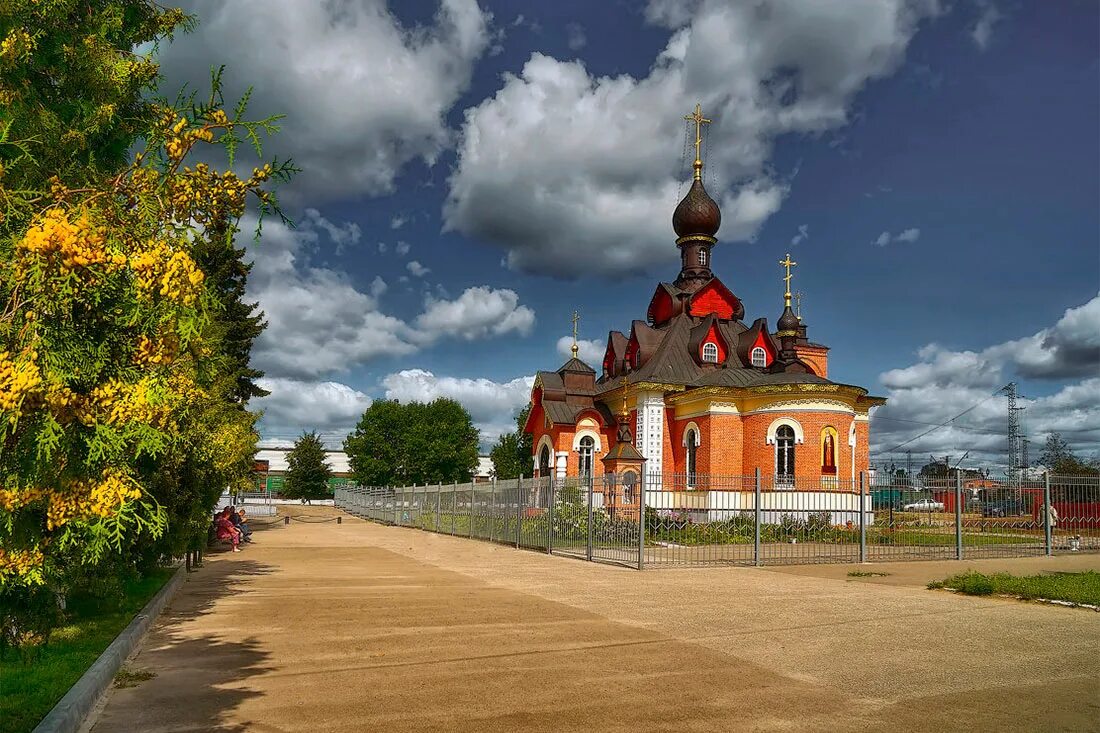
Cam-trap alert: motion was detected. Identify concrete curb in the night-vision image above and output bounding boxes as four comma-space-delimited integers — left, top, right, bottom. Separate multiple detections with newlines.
32, 565, 186, 733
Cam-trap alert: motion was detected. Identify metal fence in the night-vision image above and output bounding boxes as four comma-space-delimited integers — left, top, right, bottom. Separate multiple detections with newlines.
334, 471, 1100, 569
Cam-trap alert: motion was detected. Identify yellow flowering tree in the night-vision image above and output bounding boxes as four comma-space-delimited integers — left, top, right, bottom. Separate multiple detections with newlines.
0, 85, 293, 592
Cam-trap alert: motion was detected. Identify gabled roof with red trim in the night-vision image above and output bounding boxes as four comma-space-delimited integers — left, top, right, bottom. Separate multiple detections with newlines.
687, 276, 744, 321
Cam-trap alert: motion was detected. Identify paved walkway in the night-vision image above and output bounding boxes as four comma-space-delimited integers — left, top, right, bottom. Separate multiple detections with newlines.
91, 508, 1100, 732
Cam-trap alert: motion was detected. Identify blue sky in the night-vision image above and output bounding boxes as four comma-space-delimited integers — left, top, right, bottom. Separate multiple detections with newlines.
158, 0, 1099, 468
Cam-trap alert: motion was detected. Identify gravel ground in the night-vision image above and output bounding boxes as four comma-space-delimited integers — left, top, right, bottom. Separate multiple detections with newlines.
89, 507, 1100, 732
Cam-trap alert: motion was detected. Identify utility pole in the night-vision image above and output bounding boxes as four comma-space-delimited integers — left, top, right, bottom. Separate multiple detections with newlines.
1001, 383, 1024, 488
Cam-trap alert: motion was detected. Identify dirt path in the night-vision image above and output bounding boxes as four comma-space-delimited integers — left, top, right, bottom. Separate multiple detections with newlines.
91, 509, 1100, 732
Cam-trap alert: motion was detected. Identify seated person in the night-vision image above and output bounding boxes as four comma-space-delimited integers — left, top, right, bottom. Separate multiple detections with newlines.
232, 507, 253, 543
214, 507, 241, 552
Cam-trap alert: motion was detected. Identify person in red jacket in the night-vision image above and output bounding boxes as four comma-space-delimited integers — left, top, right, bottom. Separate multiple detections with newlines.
215, 507, 241, 552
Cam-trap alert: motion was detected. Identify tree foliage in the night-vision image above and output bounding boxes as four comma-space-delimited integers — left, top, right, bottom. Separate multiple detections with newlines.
345, 399, 479, 486
282, 432, 332, 501
191, 222, 268, 404
1039, 433, 1099, 475
489, 404, 532, 479
0, 1, 191, 190
0, 0, 292, 600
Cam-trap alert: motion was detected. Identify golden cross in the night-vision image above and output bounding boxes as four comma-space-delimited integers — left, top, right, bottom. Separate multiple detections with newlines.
795, 291, 803, 320
684, 103, 711, 179
619, 376, 629, 419
571, 311, 580, 358
779, 253, 797, 303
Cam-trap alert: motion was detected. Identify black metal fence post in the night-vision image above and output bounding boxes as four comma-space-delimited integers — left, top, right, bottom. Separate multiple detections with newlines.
586, 475, 594, 562
547, 477, 555, 555
754, 468, 762, 566
859, 471, 867, 563
955, 472, 963, 560
516, 475, 523, 549
638, 470, 645, 570
1044, 472, 1053, 556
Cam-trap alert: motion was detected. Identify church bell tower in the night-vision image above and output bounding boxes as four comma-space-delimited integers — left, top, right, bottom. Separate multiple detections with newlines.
672, 105, 721, 293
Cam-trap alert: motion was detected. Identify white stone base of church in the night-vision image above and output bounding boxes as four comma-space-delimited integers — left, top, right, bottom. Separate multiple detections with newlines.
645, 490, 874, 527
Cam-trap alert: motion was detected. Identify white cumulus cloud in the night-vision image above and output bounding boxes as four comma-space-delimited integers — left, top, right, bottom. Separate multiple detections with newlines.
556, 336, 604, 366
406, 260, 431, 277
244, 214, 537, 379
415, 286, 535, 342
874, 227, 921, 246
159, 0, 492, 201
254, 378, 373, 434
445, 0, 941, 277
872, 295, 1100, 467
381, 369, 534, 446
971, 1, 1002, 50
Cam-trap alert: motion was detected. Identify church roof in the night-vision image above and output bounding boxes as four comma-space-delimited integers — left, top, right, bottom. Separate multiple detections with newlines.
596, 314, 832, 393
542, 400, 613, 426
557, 357, 596, 374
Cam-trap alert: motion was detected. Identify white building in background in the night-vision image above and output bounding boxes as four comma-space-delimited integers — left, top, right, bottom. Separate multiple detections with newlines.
475, 455, 493, 483
253, 444, 354, 494
253, 445, 493, 489
254, 446, 352, 475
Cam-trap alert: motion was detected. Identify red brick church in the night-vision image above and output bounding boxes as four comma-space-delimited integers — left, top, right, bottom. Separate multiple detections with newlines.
523, 106, 884, 489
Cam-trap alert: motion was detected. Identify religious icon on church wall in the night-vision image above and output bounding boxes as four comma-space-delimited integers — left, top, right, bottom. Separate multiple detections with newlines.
821, 427, 838, 475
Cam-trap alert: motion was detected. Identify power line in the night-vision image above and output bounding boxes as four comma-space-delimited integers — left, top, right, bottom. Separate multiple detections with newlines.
878, 389, 1004, 455
871, 415, 1013, 437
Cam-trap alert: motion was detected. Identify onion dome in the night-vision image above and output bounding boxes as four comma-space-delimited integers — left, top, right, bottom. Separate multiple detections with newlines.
672, 176, 721, 239
777, 305, 800, 336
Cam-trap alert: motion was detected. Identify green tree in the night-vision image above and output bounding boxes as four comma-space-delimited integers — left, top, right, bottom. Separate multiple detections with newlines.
415, 398, 479, 484
0, 1, 191, 192
0, 0, 290, 613
192, 220, 269, 404
345, 399, 479, 486
1039, 433, 1099, 475
282, 432, 332, 502
490, 404, 532, 479
344, 400, 407, 486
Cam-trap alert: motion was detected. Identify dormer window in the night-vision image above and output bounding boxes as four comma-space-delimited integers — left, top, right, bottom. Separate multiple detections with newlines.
702, 342, 718, 363
698, 249, 707, 266
751, 347, 767, 367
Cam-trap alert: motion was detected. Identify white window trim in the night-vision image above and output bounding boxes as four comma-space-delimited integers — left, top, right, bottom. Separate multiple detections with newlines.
751, 346, 767, 367
572, 429, 602, 453
774, 427, 796, 483
535, 435, 555, 464
766, 417, 804, 445
702, 342, 719, 363
698, 249, 707, 265
681, 422, 702, 446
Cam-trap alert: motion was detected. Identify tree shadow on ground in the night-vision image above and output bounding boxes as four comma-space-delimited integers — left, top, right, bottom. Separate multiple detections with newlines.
91, 559, 277, 733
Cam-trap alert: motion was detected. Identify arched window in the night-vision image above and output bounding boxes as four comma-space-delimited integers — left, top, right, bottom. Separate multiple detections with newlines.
698, 249, 707, 266
578, 436, 595, 479
686, 429, 698, 487
702, 342, 718, 363
751, 347, 767, 367
539, 445, 551, 477
776, 425, 795, 482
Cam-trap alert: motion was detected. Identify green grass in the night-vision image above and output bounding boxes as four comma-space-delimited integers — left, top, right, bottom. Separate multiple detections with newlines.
929, 570, 1100, 606
0, 567, 175, 733
869, 529, 1028, 547
848, 571, 890, 577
